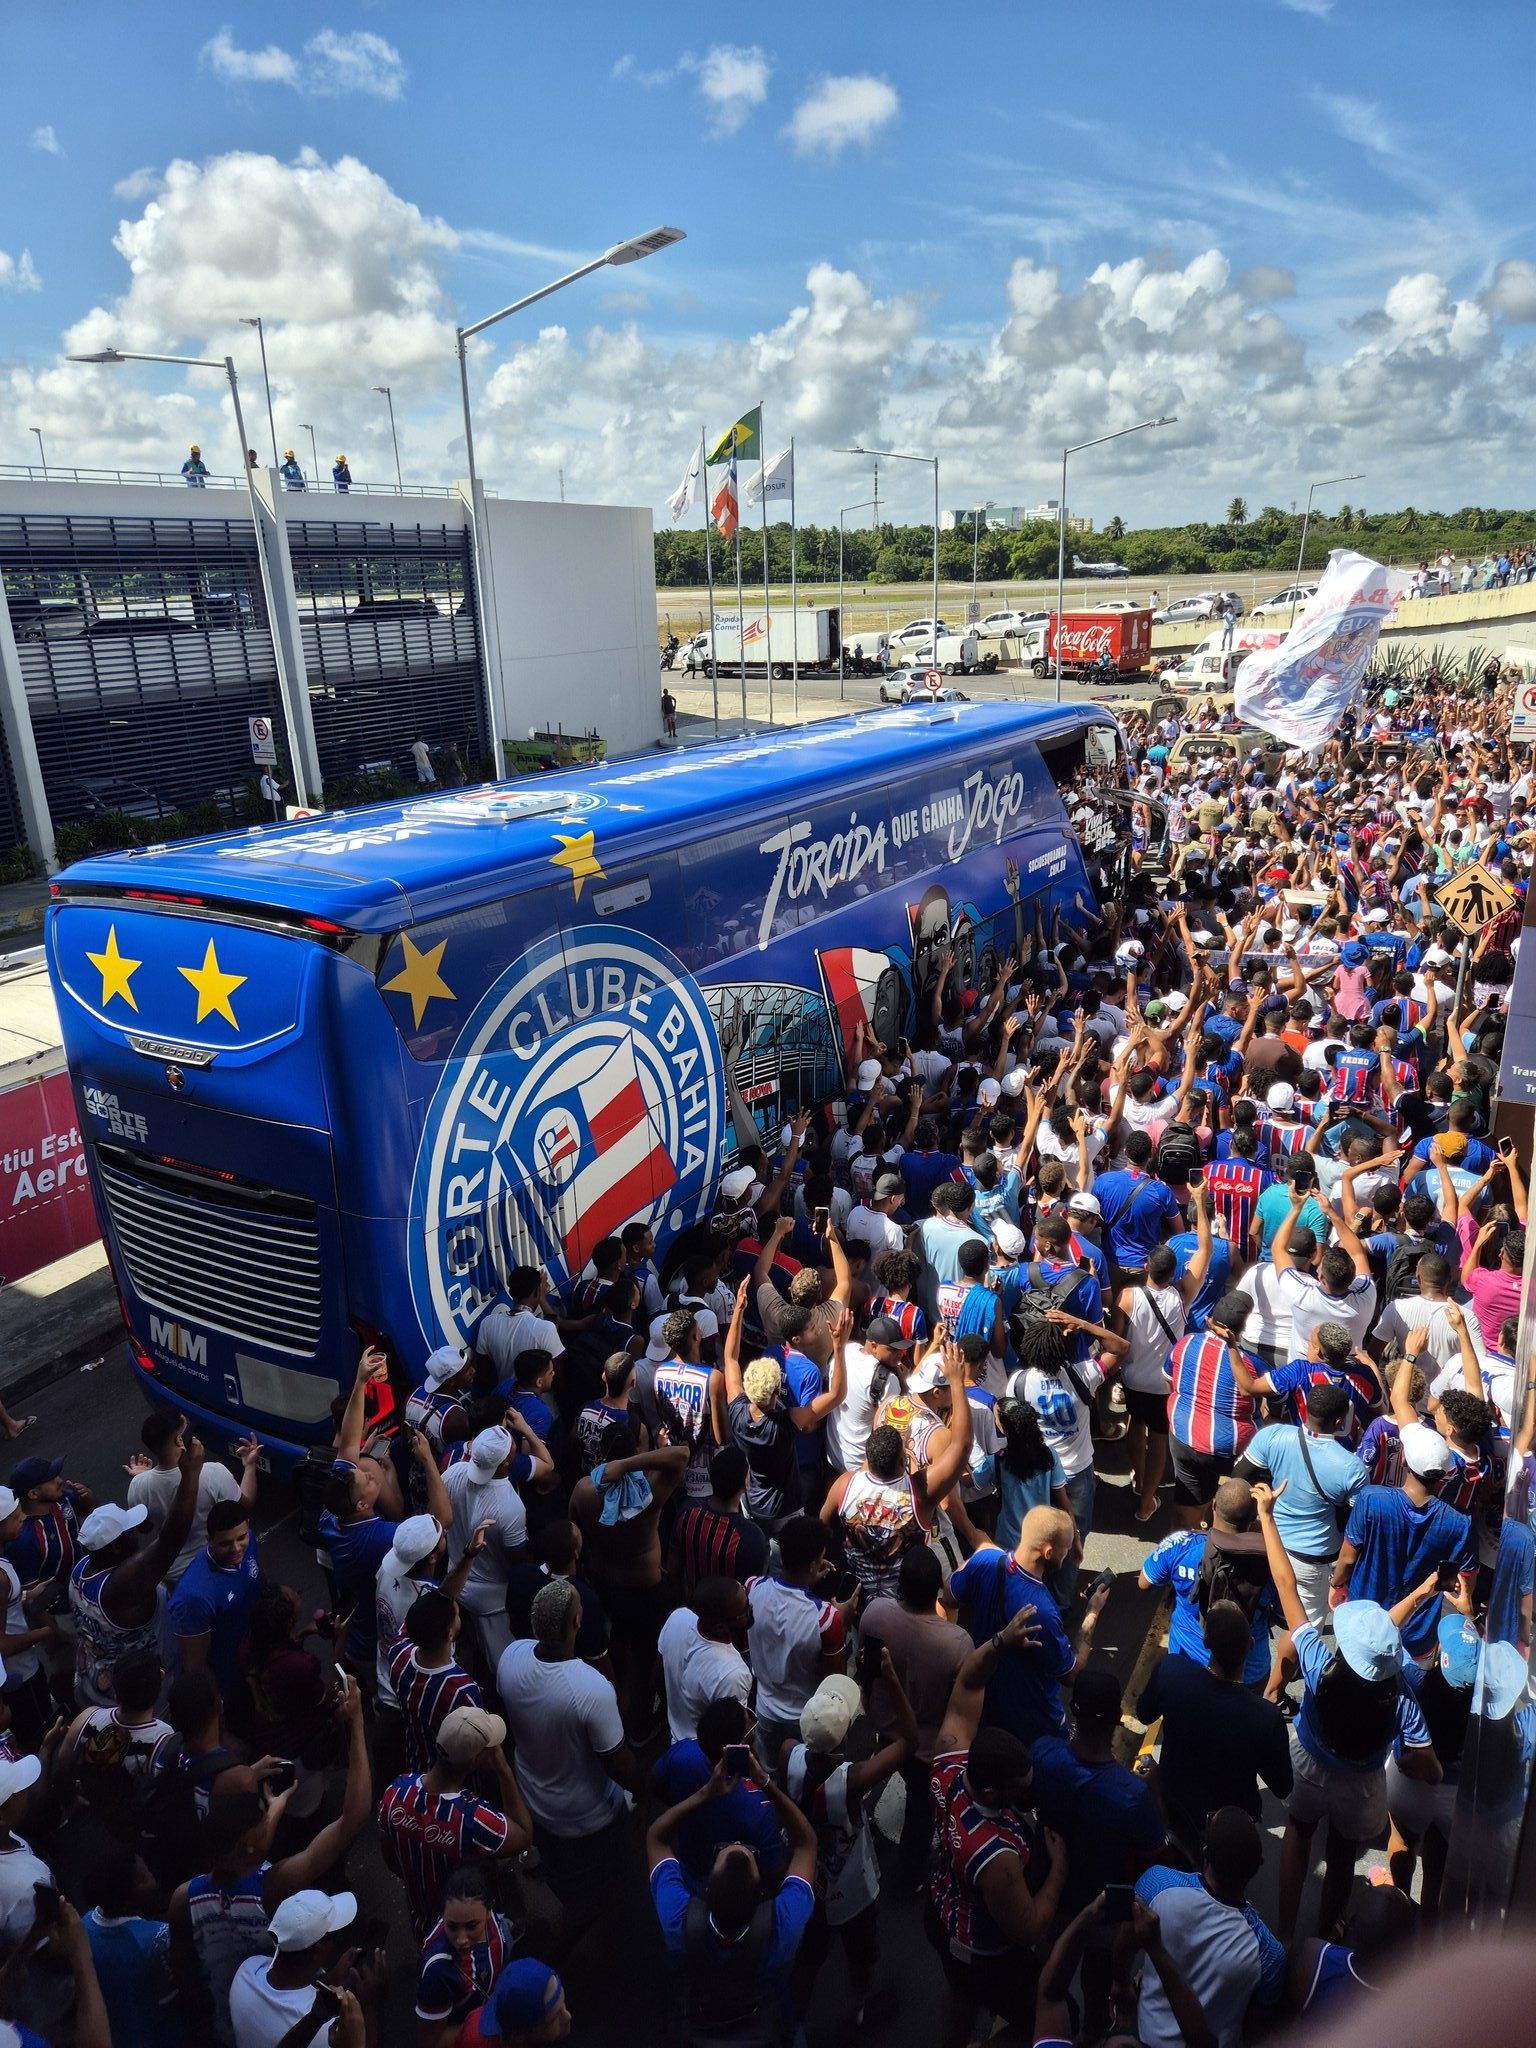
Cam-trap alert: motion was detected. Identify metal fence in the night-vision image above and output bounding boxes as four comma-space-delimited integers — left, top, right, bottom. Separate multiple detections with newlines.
0, 719, 25, 861
1, 510, 288, 828
0, 462, 462, 499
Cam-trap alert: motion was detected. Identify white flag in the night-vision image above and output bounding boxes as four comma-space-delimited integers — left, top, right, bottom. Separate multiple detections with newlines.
1233, 549, 1414, 749
743, 444, 793, 509
666, 448, 702, 524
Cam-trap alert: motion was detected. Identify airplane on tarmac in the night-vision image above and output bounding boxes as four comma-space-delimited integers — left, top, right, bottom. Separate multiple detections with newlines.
1072, 555, 1131, 578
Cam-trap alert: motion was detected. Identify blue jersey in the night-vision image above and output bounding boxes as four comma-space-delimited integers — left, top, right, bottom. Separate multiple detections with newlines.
1331, 1047, 1381, 1106
1341, 1487, 1475, 1657
1168, 1229, 1229, 1332
1090, 1167, 1180, 1269
1142, 1529, 1275, 1686
168, 1533, 262, 1695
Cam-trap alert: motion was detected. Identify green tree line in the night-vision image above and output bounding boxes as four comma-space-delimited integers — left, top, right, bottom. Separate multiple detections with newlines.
653, 502, 1535, 587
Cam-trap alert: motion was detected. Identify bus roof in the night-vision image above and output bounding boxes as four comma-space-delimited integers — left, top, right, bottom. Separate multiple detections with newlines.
51, 699, 1116, 933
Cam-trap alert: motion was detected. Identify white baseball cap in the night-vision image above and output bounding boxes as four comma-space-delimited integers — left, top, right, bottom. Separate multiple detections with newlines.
391, 1514, 443, 1568
1001, 1068, 1027, 1098
268, 1889, 358, 1953
855, 1058, 882, 1092
0, 1487, 15, 1521
992, 1221, 1027, 1258
78, 1502, 149, 1552
468, 1426, 513, 1475
720, 1165, 761, 1203
0, 1755, 43, 1803
423, 1344, 469, 1387
800, 1674, 863, 1753
1266, 1082, 1297, 1112
1067, 1191, 1102, 1217
1363, 908, 1390, 925
1400, 1422, 1454, 1479
978, 1078, 1001, 1107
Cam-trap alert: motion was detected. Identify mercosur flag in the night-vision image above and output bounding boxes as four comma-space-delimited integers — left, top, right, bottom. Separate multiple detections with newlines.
666, 447, 702, 524
1234, 549, 1414, 749
743, 445, 793, 509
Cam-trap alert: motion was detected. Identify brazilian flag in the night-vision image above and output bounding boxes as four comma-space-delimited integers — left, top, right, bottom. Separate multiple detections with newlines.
706, 407, 761, 465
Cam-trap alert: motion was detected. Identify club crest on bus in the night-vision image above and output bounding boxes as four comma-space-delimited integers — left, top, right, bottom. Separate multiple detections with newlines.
409, 927, 724, 1348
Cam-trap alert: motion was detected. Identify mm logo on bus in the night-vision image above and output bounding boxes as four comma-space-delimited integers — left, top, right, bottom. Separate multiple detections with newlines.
148, 1316, 207, 1365
409, 927, 724, 1348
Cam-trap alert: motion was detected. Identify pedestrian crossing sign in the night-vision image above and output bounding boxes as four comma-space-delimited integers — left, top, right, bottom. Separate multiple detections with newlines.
1432, 859, 1519, 935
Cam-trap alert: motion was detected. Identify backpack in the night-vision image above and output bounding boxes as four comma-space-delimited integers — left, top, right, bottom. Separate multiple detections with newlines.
295, 1443, 337, 1547
1155, 1120, 1202, 1181
1383, 1233, 1430, 1302
1194, 1528, 1271, 1624
137, 1747, 232, 1890
1012, 1259, 1084, 1325
679, 1893, 783, 2048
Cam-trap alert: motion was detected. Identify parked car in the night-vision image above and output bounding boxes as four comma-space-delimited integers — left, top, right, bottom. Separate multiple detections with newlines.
880, 668, 969, 705
1153, 590, 1244, 625
8, 597, 89, 641
1249, 584, 1317, 620
975, 608, 1048, 637
347, 596, 441, 620
82, 616, 196, 639
889, 617, 952, 648
1091, 598, 1150, 613
58, 775, 174, 820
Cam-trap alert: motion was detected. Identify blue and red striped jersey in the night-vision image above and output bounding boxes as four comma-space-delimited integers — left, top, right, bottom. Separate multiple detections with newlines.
1264, 1357, 1380, 1447
865, 1293, 929, 1343
1203, 1160, 1272, 1248
378, 1773, 509, 1940
386, 1636, 484, 1776
927, 1751, 1035, 1954
415, 1911, 515, 2023
1166, 1331, 1260, 1457
1331, 1048, 1381, 1106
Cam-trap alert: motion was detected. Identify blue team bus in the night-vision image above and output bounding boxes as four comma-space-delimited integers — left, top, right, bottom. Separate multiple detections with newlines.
44, 700, 1139, 1459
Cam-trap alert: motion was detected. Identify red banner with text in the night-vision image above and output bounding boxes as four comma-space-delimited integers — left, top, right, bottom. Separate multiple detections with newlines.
0, 1071, 100, 1284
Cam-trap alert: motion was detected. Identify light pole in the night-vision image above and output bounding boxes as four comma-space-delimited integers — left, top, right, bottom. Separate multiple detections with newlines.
373, 386, 402, 491
239, 317, 279, 469
1292, 473, 1363, 621
970, 500, 994, 619
28, 427, 46, 478
838, 498, 879, 698
68, 347, 308, 805
456, 225, 685, 777
1055, 415, 1176, 701
837, 445, 939, 661
299, 423, 318, 482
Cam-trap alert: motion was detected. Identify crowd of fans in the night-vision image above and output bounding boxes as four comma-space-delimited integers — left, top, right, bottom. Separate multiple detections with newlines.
0, 666, 1530, 2048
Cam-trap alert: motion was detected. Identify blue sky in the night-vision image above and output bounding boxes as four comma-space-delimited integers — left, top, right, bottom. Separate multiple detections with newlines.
5, 0, 1536, 526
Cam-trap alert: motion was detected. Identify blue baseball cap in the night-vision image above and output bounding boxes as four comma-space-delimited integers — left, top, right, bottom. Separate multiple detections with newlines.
7, 1455, 63, 1496
480, 1961, 564, 2038
1334, 1600, 1401, 1683
1437, 1614, 1480, 1690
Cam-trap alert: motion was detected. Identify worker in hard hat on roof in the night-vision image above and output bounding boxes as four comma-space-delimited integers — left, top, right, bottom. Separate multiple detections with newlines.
332, 451, 352, 494
181, 443, 209, 488
279, 448, 307, 492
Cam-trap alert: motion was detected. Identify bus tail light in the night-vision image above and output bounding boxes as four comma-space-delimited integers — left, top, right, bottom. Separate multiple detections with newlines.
127, 1332, 156, 1374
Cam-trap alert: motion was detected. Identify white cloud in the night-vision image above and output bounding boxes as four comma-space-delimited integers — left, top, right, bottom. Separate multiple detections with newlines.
1313, 90, 1398, 160
0, 250, 41, 293
785, 75, 899, 159
1279, 0, 1333, 16
114, 167, 161, 201
30, 125, 63, 158
1235, 264, 1296, 302
686, 45, 771, 136
611, 54, 676, 88
200, 26, 405, 99
1484, 259, 1536, 324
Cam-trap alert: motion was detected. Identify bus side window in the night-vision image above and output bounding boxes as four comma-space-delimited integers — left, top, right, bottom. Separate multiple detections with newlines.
679, 819, 789, 971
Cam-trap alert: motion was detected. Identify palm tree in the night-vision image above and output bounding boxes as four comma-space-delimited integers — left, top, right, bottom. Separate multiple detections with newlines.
1226, 497, 1248, 525
1335, 504, 1354, 531
1399, 506, 1421, 533
1104, 514, 1126, 542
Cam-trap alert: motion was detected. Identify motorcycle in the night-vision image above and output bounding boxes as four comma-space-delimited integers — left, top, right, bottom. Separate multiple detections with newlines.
660, 635, 679, 671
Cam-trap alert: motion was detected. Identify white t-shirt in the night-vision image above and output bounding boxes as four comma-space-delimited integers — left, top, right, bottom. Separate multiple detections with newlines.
229, 1957, 329, 2048
1232, 1262, 1297, 1356
1012, 1360, 1104, 1478
1276, 1266, 1377, 1355
745, 1575, 842, 1723
442, 1466, 527, 1613
1113, 1096, 1178, 1169
657, 1609, 750, 1742
1035, 1123, 1106, 1192
1374, 1297, 1485, 1374
495, 1642, 626, 1837
1431, 1358, 1517, 1431
825, 1347, 885, 1474
374, 1552, 437, 1703
126, 1461, 240, 1582
0, 1561, 40, 1681
845, 1205, 905, 1260
1121, 1285, 1187, 1394
476, 1306, 562, 1376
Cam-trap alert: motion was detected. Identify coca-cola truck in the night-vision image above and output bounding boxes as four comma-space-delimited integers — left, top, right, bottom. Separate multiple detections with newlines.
1028, 608, 1153, 679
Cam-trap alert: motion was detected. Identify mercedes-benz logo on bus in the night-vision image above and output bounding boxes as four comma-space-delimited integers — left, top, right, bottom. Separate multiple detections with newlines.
408, 926, 724, 1350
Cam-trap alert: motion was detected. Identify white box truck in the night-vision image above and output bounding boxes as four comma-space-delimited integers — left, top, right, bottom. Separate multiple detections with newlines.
682, 606, 841, 677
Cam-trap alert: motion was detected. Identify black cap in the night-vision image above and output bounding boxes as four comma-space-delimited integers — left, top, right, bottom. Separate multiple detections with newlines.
865, 1315, 914, 1348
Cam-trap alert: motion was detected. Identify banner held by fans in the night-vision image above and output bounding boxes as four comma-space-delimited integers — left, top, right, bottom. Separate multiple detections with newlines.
1234, 549, 1414, 749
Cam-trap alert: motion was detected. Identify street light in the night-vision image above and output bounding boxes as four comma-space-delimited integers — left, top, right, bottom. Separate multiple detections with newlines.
837, 445, 939, 663
299, 423, 318, 482
970, 501, 995, 618
838, 498, 880, 698
456, 225, 685, 776
1291, 473, 1363, 622
373, 386, 402, 492
28, 427, 46, 478
239, 317, 279, 469
1055, 415, 1176, 701
68, 346, 308, 804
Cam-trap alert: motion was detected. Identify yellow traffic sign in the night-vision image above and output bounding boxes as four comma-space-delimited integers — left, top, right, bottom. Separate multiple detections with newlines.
1433, 860, 1520, 935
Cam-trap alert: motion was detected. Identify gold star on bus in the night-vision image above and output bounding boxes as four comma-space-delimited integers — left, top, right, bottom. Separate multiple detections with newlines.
177, 938, 247, 1028
382, 934, 455, 1028
85, 925, 140, 1011
549, 830, 605, 901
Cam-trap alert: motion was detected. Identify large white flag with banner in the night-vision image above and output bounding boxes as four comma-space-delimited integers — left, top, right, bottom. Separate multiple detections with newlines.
1234, 549, 1415, 749
743, 444, 793, 509
666, 446, 703, 524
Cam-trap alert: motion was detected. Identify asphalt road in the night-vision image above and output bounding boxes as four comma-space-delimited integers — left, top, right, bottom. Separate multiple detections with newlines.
20, 1345, 1354, 2040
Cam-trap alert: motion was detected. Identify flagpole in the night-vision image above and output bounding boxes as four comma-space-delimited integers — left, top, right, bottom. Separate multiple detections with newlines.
789, 436, 799, 720
735, 498, 746, 729
758, 399, 773, 727
699, 426, 718, 740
